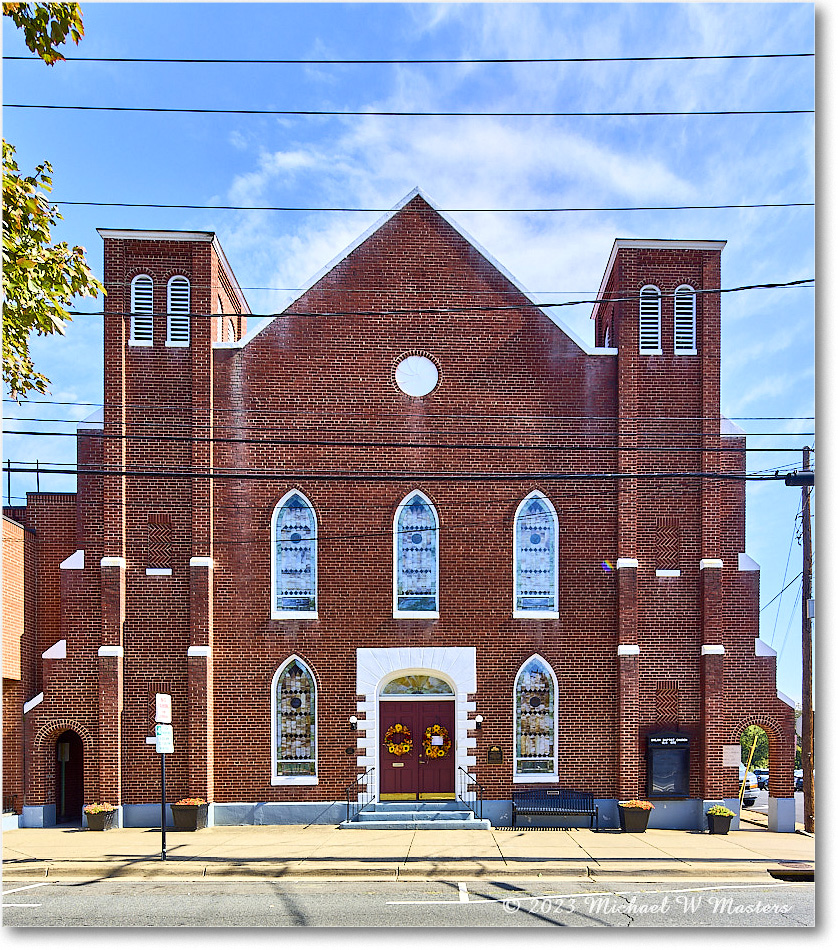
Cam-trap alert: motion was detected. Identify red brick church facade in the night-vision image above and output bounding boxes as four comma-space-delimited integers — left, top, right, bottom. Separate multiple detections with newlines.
3, 190, 796, 831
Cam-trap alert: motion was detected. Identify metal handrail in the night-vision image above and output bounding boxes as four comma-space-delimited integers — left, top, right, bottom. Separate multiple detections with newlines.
344, 767, 376, 824
457, 766, 484, 821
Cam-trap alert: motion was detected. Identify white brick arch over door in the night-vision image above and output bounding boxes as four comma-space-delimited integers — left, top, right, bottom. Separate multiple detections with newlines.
354, 648, 477, 799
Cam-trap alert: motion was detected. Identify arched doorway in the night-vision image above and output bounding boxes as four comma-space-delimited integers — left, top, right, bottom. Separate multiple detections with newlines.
379, 673, 455, 801
55, 730, 84, 823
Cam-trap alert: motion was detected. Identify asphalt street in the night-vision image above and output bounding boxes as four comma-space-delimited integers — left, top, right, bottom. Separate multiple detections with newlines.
1, 879, 815, 927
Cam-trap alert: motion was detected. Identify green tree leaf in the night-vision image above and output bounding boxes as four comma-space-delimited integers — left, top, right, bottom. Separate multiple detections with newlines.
3, 4, 103, 400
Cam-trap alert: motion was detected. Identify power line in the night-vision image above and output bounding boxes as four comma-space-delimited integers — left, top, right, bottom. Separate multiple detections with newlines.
6, 104, 815, 118
1, 428, 813, 452
2, 399, 815, 424
53, 200, 815, 214
762, 572, 804, 616
1, 462, 800, 482
63, 278, 815, 320
2, 52, 816, 65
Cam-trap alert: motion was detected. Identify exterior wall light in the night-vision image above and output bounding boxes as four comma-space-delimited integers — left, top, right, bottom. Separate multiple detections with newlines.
349, 716, 358, 731
475, 715, 484, 729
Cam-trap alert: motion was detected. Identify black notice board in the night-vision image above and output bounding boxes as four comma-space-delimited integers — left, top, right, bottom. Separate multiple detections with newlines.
646, 732, 690, 798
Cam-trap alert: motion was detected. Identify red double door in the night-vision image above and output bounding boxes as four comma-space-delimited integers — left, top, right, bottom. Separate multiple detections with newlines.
379, 700, 455, 800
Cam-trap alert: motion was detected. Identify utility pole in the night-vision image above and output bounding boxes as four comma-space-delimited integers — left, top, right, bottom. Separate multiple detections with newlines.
800, 447, 814, 833
785, 451, 814, 833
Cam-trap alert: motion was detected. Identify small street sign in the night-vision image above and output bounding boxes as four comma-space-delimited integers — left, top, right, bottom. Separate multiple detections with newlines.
155, 723, 174, 754
155, 693, 172, 723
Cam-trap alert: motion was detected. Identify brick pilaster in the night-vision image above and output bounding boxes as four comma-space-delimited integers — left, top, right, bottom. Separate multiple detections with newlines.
700, 559, 725, 798
188, 558, 214, 801
99, 558, 125, 805
616, 558, 640, 799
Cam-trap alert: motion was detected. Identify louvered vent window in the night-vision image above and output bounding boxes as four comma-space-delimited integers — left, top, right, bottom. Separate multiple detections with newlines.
167, 276, 191, 345
674, 286, 697, 352
226, 317, 236, 342
639, 285, 662, 352
130, 275, 153, 344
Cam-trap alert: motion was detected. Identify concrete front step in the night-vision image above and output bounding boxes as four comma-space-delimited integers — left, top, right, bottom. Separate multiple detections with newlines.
340, 819, 492, 830
354, 810, 473, 821
340, 799, 490, 830
368, 800, 466, 812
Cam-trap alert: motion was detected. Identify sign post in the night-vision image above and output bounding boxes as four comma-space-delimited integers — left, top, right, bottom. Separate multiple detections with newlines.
154, 694, 173, 861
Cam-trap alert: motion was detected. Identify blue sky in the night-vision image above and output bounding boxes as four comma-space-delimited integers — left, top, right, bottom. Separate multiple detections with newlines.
3, 2, 815, 703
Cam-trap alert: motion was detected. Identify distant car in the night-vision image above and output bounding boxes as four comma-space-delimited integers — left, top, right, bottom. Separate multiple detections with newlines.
754, 768, 769, 790
794, 768, 814, 792
739, 764, 759, 807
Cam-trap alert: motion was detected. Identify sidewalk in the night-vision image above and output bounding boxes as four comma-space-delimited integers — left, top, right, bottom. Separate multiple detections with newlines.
2, 822, 815, 882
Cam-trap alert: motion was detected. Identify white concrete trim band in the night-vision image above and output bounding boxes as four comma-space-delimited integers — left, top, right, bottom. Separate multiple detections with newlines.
189, 556, 215, 568
98, 645, 124, 657
700, 558, 724, 570
23, 692, 44, 714
617, 644, 640, 656
187, 646, 211, 657
616, 558, 639, 569
100, 556, 126, 568
60, 549, 84, 570
42, 639, 66, 660
701, 645, 725, 655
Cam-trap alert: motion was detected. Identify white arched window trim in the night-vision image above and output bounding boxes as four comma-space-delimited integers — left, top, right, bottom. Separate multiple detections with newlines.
674, 284, 697, 354
166, 275, 191, 347
512, 653, 559, 783
639, 284, 662, 354
270, 655, 319, 785
129, 274, 154, 346
393, 489, 440, 619
513, 490, 560, 618
271, 489, 319, 620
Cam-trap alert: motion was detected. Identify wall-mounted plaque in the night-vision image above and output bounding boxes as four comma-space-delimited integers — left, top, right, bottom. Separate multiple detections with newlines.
487, 745, 503, 764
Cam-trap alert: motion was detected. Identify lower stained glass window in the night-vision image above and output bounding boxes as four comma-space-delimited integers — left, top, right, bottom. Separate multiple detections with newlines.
515, 656, 557, 775
276, 659, 317, 776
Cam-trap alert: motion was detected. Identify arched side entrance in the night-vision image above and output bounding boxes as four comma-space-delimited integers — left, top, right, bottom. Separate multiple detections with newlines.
55, 730, 84, 823
30, 719, 95, 826
728, 713, 796, 833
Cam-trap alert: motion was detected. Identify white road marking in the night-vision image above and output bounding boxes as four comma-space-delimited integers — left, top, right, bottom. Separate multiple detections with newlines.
2, 882, 56, 896
458, 882, 469, 903
386, 881, 812, 906
3, 903, 42, 908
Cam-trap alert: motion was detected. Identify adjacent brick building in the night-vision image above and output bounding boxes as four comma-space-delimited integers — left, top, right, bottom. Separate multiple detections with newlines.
2, 190, 796, 831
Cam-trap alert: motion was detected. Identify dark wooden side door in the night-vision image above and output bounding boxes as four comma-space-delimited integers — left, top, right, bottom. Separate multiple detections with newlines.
55, 730, 84, 823
380, 700, 455, 801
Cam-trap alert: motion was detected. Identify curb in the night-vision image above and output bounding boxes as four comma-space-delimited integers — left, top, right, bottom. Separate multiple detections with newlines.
2, 862, 814, 882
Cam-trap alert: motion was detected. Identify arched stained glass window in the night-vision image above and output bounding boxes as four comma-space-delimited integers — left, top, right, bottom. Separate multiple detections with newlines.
381, 674, 453, 695
514, 655, 558, 778
514, 492, 558, 616
272, 491, 317, 617
273, 657, 317, 780
394, 491, 439, 616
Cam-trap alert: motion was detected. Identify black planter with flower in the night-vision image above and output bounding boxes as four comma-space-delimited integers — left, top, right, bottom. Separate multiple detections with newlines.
171, 798, 208, 831
617, 800, 654, 832
84, 803, 117, 831
706, 806, 736, 834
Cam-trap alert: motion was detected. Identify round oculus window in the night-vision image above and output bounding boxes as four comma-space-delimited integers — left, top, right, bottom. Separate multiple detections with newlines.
395, 355, 438, 397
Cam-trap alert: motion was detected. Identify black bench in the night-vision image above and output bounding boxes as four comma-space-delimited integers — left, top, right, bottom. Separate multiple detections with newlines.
512, 788, 599, 831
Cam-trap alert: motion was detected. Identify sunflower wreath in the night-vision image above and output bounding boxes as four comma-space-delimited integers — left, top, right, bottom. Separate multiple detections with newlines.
422, 723, 452, 758
384, 722, 413, 756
